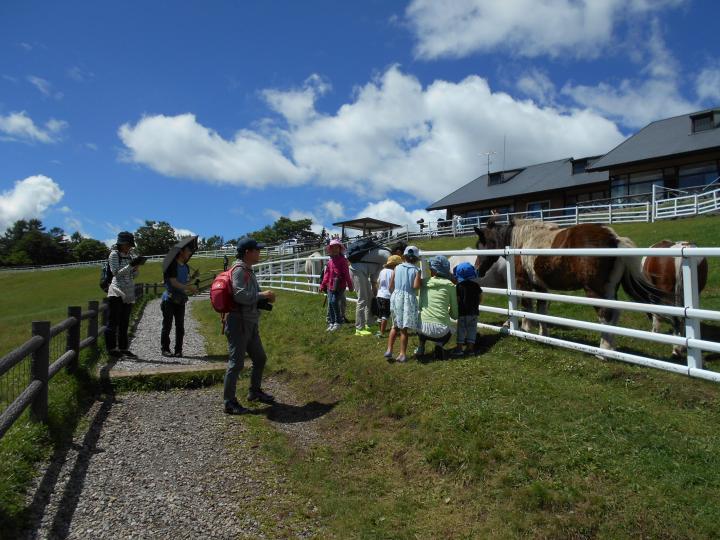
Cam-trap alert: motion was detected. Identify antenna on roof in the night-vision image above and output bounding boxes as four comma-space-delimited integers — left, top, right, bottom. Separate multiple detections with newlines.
503, 135, 506, 171
479, 151, 496, 176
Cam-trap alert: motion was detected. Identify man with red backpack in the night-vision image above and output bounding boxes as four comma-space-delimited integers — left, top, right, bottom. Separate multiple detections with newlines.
222, 237, 276, 414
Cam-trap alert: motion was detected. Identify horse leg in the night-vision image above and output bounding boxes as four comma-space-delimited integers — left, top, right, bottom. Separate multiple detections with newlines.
536, 296, 549, 337
651, 313, 662, 333
520, 297, 534, 332
671, 316, 685, 358
586, 289, 619, 353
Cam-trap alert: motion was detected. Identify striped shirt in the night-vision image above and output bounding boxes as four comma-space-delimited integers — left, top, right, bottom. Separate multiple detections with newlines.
107, 249, 139, 303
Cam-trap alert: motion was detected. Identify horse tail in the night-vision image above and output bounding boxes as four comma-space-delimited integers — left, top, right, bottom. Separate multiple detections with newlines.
616, 236, 670, 305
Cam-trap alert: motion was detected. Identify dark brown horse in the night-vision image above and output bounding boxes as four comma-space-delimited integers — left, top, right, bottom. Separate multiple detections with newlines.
642, 240, 708, 357
474, 218, 668, 353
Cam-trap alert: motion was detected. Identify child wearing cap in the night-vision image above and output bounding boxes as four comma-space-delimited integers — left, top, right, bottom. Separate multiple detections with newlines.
451, 262, 482, 357
376, 255, 402, 338
416, 255, 458, 360
320, 239, 354, 331
385, 246, 422, 362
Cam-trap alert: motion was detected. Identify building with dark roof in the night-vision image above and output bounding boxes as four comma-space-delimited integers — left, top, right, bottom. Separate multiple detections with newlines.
588, 108, 720, 200
427, 156, 609, 219
428, 108, 720, 219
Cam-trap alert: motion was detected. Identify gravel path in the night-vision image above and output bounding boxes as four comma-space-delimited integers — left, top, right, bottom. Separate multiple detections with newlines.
113, 296, 213, 372
18, 294, 328, 539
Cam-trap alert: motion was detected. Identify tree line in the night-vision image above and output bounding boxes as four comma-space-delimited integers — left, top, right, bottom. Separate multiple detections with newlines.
0, 216, 318, 267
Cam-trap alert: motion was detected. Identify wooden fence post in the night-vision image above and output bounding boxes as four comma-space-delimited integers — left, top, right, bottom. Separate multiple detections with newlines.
101, 297, 109, 338
30, 321, 50, 423
88, 300, 99, 342
67, 306, 82, 373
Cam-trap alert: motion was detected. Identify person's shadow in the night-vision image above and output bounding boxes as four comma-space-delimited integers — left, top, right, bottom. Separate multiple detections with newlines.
247, 400, 338, 423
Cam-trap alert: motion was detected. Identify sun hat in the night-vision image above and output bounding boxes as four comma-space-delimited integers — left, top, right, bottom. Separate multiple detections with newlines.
403, 245, 420, 258
429, 255, 451, 278
116, 231, 135, 247
326, 238, 346, 253
453, 262, 477, 283
384, 255, 403, 268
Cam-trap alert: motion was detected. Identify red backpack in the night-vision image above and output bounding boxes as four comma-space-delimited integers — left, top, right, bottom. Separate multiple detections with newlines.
210, 264, 243, 313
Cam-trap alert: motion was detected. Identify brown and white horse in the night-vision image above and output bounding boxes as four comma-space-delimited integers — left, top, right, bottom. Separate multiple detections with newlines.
642, 240, 708, 357
474, 218, 668, 352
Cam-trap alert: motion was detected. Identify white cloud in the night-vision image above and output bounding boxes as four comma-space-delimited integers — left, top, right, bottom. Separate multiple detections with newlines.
119, 67, 624, 202
561, 19, 697, 128
66, 65, 94, 82
0, 111, 67, 143
118, 113, 307, 186
0, 175, 64, 231
174, 227, 197, 239
59, 205, 72, 213
321, 200, 345, 220
64, 217, 89, 237
262, 74, 331, 125
696, 67, 720, 102
516, 69, 556, 105
356, 199, 445, 232
27, 75, 62, 99
85, 142, 98, 151
405, 0, 684, 60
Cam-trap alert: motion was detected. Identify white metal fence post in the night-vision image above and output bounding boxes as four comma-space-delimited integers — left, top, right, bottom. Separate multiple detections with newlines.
681, 255, 702, 370
575, 206, 579, 225
505, 248, 518, 332
608, 204, 613, 224
645, 202, 650, 223
651, 184, 656, 223
694, 194, 699, 215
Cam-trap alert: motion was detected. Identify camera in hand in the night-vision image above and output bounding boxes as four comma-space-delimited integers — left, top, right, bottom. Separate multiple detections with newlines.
130, 255, 147, 266
257, 298, 273, 311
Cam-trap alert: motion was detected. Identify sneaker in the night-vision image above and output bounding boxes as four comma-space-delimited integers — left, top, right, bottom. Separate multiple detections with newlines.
450, 348, 465, 358
120, 349, 137, 359
224, 400, 248, 415
413, 346, 425, 357
161, 349, 173, 357
354, 328, 372, 336
173, 351, 183, 358
330, 323, 341, 332
383, 351, 393, 359
108, 349, 122, 358
247, 389, 275, 404
396, 355, 407, 363
326, 324, 334, 332
375, 331, 384, 338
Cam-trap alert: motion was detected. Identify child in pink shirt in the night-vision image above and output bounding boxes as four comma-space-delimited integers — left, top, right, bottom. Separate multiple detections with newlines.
320, 239, 354, 331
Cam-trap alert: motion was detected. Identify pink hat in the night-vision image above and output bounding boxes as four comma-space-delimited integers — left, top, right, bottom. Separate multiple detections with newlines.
326, 238, 346, 253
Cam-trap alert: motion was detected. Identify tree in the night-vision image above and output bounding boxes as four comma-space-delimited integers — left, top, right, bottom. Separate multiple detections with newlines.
246, 216, 318, 244
10, 230, 65, 265
134, 220, 177, 255
73, 238, 110, 262
199, 235, 223, 250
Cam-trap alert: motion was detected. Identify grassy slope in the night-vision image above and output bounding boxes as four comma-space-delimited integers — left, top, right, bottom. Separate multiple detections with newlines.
194, 290, 720, 538
0, 257, 224, 357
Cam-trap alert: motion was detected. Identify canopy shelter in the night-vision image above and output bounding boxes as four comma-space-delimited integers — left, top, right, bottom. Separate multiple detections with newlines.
332, 217, 401, 239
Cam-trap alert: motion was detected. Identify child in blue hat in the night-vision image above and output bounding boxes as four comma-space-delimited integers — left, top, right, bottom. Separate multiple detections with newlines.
452, 262, 482, 357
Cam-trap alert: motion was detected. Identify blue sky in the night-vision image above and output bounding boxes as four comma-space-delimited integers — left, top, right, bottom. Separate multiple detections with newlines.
1, 0, 719, 243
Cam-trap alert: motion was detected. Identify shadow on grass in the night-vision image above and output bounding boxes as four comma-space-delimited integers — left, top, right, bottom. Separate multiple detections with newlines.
246, 400, 338, 424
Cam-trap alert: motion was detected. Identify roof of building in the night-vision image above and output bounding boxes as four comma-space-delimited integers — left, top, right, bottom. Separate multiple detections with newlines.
426, 157, 608, 211
332, 217, 401, 231
589, 108, 720, 171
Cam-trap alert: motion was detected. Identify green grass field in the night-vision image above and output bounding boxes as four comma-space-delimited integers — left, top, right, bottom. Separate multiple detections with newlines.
0, 257, 225, 358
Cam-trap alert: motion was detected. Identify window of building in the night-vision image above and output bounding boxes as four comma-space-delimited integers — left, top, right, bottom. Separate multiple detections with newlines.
610, 170, 664, 202
526, 201, 550, 219
678, 161, 719, 189
572, 159, 587, 174
691, 113, 715, 133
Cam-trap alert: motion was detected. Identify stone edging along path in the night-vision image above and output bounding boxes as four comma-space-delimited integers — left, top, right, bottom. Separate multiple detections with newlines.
19, 295, 328, 539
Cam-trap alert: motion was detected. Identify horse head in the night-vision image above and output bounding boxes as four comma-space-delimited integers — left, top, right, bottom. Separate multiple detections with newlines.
474, 217, 513, 278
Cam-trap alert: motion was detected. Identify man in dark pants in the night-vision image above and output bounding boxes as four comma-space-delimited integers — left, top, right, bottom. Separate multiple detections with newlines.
223, 237, 277, 414
161, 245, 198, 357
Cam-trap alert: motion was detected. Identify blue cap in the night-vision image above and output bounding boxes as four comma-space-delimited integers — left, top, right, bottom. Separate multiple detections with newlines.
429, 255, 451, 278
453, 262, 477, 282
236, 237, 266, 255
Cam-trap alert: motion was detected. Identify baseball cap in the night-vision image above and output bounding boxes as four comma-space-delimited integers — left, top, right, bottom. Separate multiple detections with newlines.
236, 237, 266, 255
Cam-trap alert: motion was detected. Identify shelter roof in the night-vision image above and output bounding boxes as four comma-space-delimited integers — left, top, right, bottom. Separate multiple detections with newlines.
332, 217, 401, 231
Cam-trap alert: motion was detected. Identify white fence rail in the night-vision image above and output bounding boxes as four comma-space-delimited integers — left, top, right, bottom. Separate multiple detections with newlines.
254, 247, 720, 382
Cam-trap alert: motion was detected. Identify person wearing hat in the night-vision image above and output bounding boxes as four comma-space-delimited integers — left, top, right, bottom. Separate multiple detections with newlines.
376, 255, 402, 338
105, 231, 146, 358
223, 236, 276, 414
385, 245, 422, 362
160, 238, 199, 358
415, 255, 458, 360
451, 262, 482, 357
319, 238, 354, 331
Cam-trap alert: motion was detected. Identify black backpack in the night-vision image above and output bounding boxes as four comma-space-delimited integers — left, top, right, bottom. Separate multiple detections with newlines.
346, 238, 380, 263
99, 257, 113, 292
